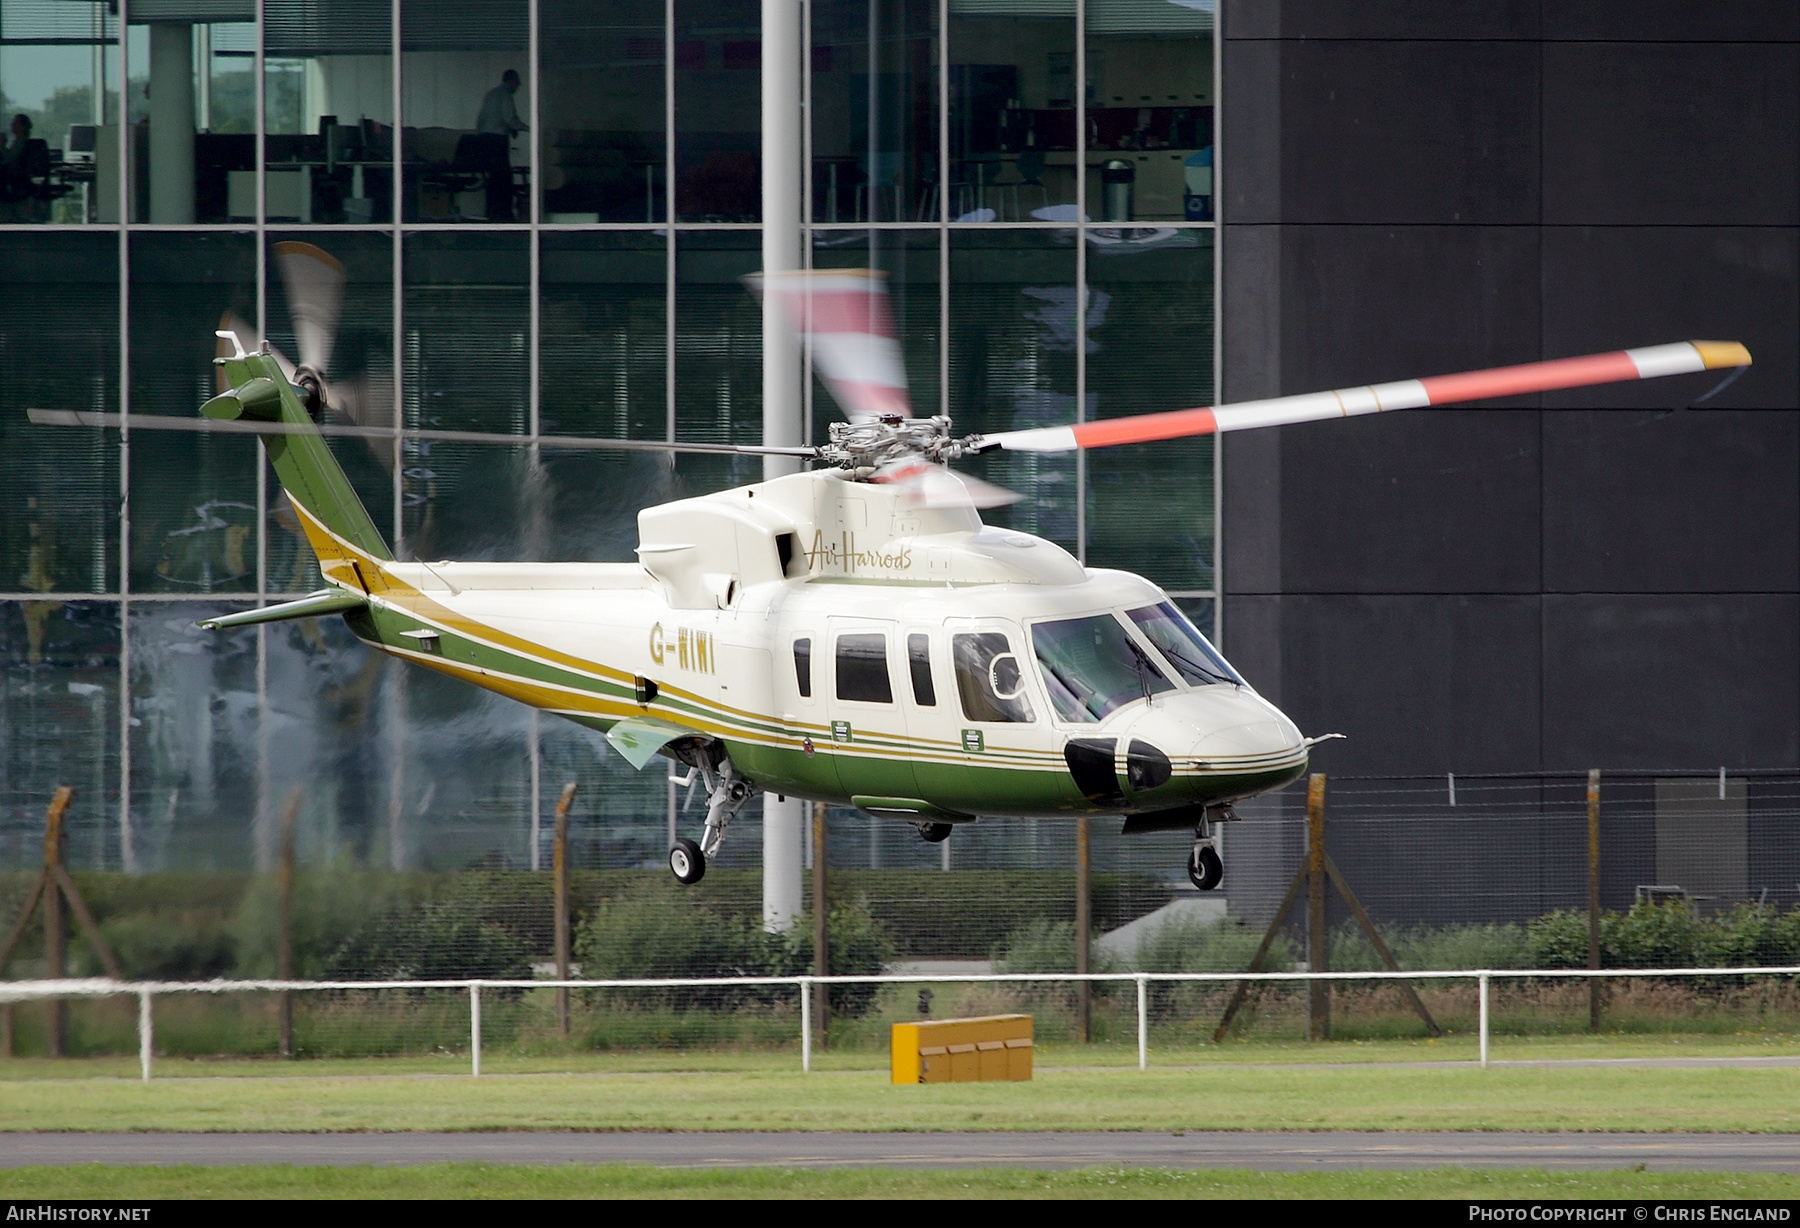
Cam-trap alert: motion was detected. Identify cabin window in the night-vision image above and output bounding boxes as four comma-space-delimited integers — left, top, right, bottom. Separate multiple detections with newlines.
907, 633, 937, 706
835, 633, 894, 703
952, 632, 1035, 723
1127, 603, 1246, 687
1030, 613, 1174, 723
793, 638, 812, 698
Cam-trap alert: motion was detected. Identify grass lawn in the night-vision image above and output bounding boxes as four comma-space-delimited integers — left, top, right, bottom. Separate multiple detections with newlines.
0, 1058, 1797, 1134
0, 1164, 1796, 1200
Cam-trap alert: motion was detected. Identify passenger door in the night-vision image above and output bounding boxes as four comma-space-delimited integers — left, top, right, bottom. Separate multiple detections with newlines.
824, 617, 917, 802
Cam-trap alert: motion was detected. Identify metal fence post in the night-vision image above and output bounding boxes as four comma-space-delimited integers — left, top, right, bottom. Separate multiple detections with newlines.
1587, 769, 1601, 1034
470, 983, 481, 1077
137, 991, 152, 1082
1306, 773, 1329, 1041
1135, 974, 1147, 1070
1478, 973, 1489, 1068
800, 978, 812, 1073
554, 782, 576, 1039
1075, 814, 1091, 1043
813, 801, 829, 1048
277, 789, 298, 1059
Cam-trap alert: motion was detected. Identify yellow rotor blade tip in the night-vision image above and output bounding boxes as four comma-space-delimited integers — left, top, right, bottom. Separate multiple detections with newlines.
1692, 340, 1752, 369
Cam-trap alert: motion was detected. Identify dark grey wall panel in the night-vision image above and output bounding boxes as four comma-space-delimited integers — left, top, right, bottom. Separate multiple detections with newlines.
1220, 593, 1282, 703
1221, 424, 1281, 593
1221, 224, 1281, 402
1543, 409, 1800, 594
1544, 0, 1800, 42
1279, 225, 1542, 394
1221, 38, 1281, 223
1277, 594, 1543, 774
1278, 0, 1539, 41
1544, 43, 1800, 226
1541, 595, 1800, 769
1279, 41, 1540, 225
1541, 227, 1799, 409
1279, 410, 1542, 594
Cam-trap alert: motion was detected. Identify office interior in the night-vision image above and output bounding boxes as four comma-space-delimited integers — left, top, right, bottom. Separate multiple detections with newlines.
1, 0, 1213, 226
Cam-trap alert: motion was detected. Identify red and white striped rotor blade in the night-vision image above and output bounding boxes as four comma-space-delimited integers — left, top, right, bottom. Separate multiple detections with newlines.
985, 340, 1753, 454
747, 268, 913, 422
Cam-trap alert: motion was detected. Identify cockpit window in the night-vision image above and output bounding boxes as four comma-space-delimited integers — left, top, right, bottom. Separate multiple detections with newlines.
1127, 603, 1245, 687
1030, 613, 1175, 724
952, 632, 1036, 723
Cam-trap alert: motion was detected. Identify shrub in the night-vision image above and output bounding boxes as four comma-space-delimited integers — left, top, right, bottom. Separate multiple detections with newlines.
574, 884, 892, 1017
1528, 899, 1800, 970
237, 870, 530, 982
1331, 921, 1531, 972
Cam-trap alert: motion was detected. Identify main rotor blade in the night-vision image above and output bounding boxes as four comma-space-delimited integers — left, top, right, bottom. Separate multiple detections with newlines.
272, 241, 345, 375
983, 340, 1754, 454
748, 268, 913, 422
872, 460, 1023, 509
24, 409, 819, 458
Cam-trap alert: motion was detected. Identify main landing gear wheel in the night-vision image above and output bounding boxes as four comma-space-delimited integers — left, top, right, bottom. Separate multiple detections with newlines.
1188, 843, 1222, 891
917, 822, 952, 844
669, 837, 706, 884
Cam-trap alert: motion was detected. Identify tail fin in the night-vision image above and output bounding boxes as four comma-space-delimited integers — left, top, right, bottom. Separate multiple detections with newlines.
206, 335, 392, 585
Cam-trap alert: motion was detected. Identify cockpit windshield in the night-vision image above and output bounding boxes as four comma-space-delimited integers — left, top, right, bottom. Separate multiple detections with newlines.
1031, 613, 1175, 723
1127, 602, 1245, 687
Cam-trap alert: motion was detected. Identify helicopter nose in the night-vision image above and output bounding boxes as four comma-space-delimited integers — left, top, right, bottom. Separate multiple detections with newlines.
1121, 688, 1307, 799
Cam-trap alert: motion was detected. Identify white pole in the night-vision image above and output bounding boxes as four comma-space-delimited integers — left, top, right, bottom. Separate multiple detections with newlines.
470, 984, 481, 1077
138, 992, 152, 1082
800, 978, 812, 1073
1136, 975, 1148, 1071
1478, 973, 1489, 1068
760, 0, 806, 936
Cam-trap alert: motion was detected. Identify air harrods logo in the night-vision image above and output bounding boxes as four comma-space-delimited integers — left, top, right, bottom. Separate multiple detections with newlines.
648, 622, 717, 674
806, 530, 914, 574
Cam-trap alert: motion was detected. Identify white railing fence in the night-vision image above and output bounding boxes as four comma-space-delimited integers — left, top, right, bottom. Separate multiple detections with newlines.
3, 966, 1796, 1081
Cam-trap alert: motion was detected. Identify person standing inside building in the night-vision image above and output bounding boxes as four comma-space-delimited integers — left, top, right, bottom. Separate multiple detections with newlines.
475, 69, 526, 222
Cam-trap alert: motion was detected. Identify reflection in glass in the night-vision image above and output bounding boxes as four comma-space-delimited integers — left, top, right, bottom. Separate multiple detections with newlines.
541, 231, 667, 440
674, 230, 761, 452
947, 0, 1075, 220
0, 233, 119, 594
947, 229, 1076, 549
541, 0, 667, 223
265, 0, 394, 224
401, 0, 528, 223
810, 0, 938, 223
675, 0, 760, 222
401, 232, 528, 554
0, 601, 120, 867
0, 1, 118, 224
128, 232, 259, 595
1085, 228, 1211, 590
1085, 0, 1212, 221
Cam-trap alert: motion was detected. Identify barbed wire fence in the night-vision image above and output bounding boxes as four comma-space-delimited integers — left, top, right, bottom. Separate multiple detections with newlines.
2, 768, 1798, 1061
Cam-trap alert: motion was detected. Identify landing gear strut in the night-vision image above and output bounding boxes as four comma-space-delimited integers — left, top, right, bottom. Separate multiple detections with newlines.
666, 750, 755, 885
1187, 803, 1236, 891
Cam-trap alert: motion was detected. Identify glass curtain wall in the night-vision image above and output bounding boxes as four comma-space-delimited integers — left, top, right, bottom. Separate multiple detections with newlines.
0, 0, 1214, 876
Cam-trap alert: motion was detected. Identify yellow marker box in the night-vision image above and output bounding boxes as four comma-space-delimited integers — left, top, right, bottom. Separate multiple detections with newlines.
890, 1014, 1033, 1084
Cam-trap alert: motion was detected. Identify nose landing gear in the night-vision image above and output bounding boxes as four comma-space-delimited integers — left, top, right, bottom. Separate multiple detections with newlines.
1186, 803, 1237, 891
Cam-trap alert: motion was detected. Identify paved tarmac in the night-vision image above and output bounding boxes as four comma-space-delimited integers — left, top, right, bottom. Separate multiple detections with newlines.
4, 1132, 1797, 1172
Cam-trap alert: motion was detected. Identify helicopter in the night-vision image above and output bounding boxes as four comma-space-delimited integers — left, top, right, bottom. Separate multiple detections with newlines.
29, 245, 1752, 890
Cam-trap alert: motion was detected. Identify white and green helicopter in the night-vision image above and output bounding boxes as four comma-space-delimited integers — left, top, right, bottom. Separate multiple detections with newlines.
31, 246, 1752, 889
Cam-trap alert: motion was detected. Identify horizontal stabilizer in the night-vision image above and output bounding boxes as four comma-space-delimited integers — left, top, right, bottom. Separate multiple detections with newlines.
197, 589, 366, 631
